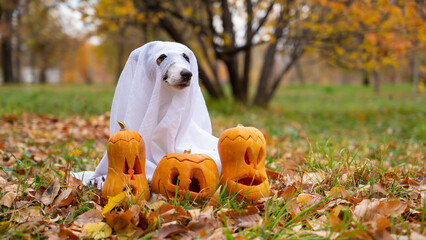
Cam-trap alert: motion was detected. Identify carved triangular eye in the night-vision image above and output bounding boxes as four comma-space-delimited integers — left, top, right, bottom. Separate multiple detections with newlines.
244, 148, 252, 165
257, 147, 265, 165
124, 158, 130, 174
134, 156, 142, 174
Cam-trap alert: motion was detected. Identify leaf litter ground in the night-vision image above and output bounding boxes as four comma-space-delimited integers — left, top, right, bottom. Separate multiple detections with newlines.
0, 112, 425, 239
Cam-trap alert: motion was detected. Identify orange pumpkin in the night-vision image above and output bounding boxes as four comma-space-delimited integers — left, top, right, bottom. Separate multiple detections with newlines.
102, 120, 150, 201
151, 150, 219, 201
218, 124, 269, 202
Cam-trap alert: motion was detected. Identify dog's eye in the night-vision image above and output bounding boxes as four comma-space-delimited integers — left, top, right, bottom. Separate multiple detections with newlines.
182, 53, 190, 63
156, 54, 167, 65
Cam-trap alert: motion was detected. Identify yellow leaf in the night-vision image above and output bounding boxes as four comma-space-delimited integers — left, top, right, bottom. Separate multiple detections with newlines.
102, 191, 127, 215
148, 200, 166, 211
81, 222, 112, 239
183, 7, 193, 17
0, 221, 10, 233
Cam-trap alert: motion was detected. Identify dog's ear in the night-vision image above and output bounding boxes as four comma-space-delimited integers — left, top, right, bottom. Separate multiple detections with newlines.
157, 54, 167, 66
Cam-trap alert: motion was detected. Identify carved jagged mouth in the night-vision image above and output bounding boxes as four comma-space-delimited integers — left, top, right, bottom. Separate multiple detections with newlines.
171, 174, 202, 193
235, 176, 264, 186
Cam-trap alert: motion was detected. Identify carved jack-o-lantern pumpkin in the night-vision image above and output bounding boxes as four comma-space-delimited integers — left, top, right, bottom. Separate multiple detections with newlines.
219, 124, 269, 202
152, 150, 219, 201
102, 120, 150, 201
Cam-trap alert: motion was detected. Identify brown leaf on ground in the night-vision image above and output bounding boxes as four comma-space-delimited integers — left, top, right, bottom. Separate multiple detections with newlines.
266, 168, 284, 180
158, 203, 191, 224
187, 215, 219, 237
352, 199, 386, 222
329, 214, 343, 232
57, 224, 80, 240
40, 178, 61, 205
220, 205, 261, 229
372, 229, 394, 240
385, 200, 407, 217
158, 223, 188, 238
112, 218, 140, 236
12, 206, 44, 223
52, 188, 75, 207
105, 208, 132, 228
0, 176, 9, 190
302, 172, 325, 185
66, 176, 84, 190
0, 191, 17, 208
297, 193, 323, 208
326, 186, 349, 199
278, 185, 298, 202
73, 209, 104, 227
372, 214, 391, 231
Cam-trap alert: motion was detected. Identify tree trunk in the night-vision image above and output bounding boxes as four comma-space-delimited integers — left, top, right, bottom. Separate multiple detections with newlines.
411, 50, 419, 93
1, 6, 14, 84
14, 10, 21, 83
241, 0, 253, 103
116, 26, 125, 83
224, 58, 245, 102
253, 43, 278, 106
362, 70, 370, 86
372, 70, 380, 93
1, 36, 14, 83
295, 60, 305, 85
39, 65, 47, 84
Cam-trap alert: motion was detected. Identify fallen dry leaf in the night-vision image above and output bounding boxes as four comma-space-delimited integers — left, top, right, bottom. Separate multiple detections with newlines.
372, 214, 391, 231
12, 206, 43, 223
326, 186, 349, 199
187, 215, 219, 237
102, 190, 127, 214
52, 188, 75, 207
81, 222, 112, 239
352, 199, 385, 222
40, 178, 61, 205
302, 172, 325, 185
385, 200, 407, 217
73, 209, 104, 227
158, 223, 188, 238
105, 208, 132, 228
0, 191, 17, 208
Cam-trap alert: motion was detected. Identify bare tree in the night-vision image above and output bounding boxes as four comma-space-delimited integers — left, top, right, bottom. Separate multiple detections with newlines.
132, 0, 309, 106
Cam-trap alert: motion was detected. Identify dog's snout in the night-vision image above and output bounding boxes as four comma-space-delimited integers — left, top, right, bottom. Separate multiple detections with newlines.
180, 70, 192, 81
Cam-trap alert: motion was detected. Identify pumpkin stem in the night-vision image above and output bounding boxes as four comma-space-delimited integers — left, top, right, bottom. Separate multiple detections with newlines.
117, 120, 128, 131
237, 124, 244, 127
184, 149, 191, 154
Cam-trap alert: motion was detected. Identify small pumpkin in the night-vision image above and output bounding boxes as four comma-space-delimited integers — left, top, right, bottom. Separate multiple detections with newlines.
151, 149, 219, 201
102, 120, 150, 201
218, 124, 269, 202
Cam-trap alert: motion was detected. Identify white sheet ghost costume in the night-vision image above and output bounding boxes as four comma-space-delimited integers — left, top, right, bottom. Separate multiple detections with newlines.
72, 41, 221, 186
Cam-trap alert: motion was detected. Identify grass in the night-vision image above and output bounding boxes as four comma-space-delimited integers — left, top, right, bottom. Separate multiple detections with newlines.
0, 84, 114, 118
0, 82, 424, 239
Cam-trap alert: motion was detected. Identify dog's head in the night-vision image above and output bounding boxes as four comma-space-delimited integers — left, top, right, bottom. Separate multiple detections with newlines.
155, 51, 193, 90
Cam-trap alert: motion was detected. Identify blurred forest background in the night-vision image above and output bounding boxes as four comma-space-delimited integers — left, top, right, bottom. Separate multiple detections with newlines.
0, 0, 424, 106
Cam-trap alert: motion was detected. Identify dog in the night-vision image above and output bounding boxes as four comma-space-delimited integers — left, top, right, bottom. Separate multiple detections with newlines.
72, 41, 221, 186
156, 52, 193, 90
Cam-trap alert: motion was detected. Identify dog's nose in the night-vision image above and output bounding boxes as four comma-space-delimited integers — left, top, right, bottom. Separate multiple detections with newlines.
180, 70, 192, 81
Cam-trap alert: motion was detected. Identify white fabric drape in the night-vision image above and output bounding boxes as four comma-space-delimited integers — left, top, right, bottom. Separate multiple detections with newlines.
72, 41, 221, 186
